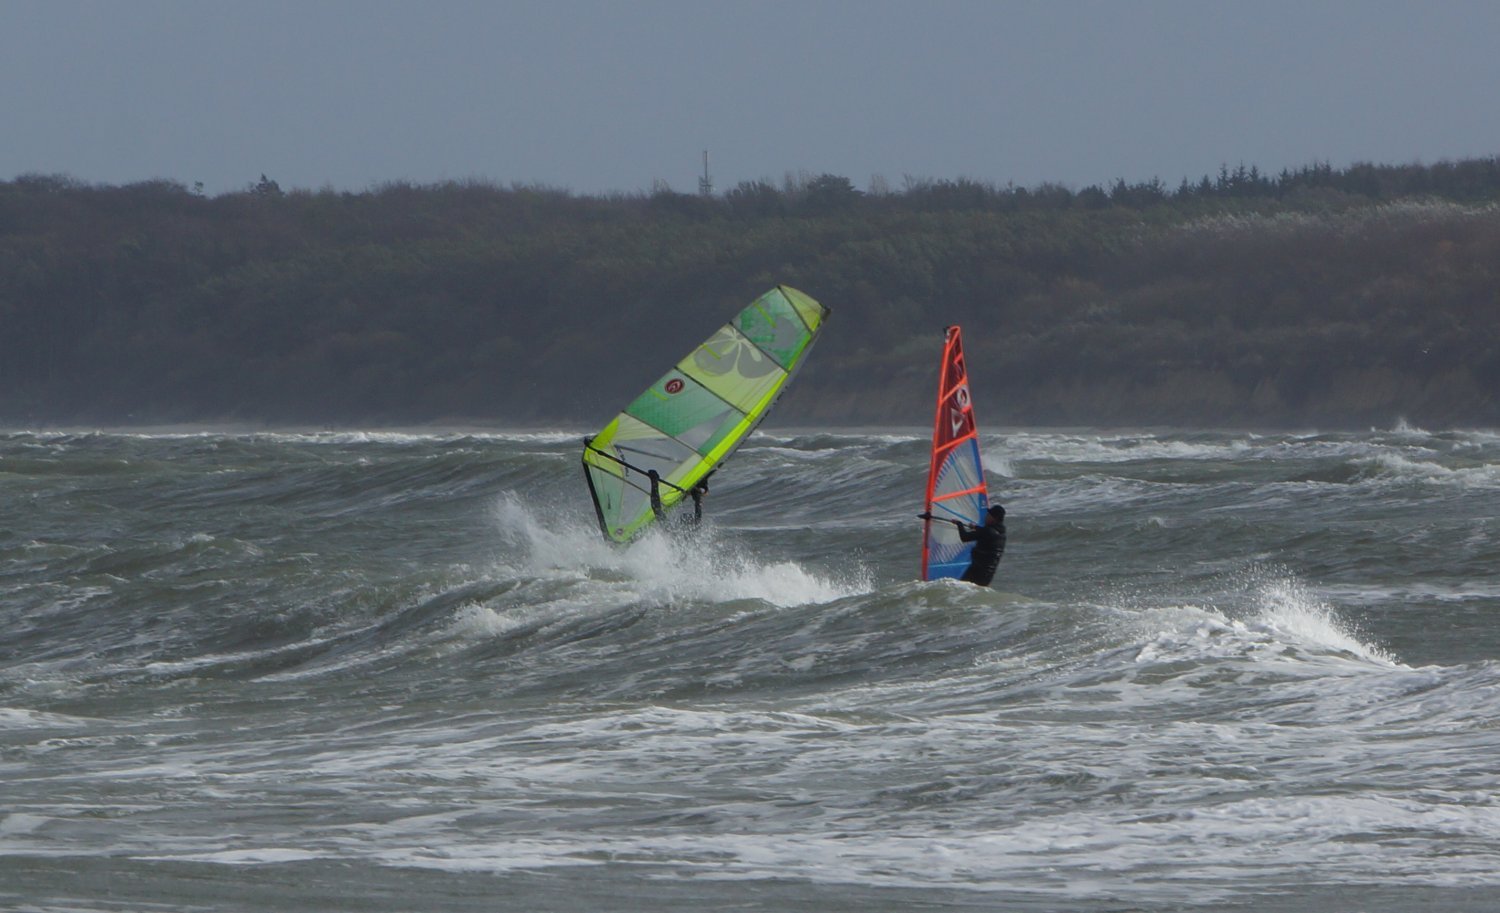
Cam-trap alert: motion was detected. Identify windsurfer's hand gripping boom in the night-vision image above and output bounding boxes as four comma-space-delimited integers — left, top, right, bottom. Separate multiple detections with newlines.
583, 439, 687, 493
583, 437, 715, 528
917, 512, 966, 528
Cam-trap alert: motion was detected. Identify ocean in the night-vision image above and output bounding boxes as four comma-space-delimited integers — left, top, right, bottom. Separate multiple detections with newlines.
3, 425, 1498, 912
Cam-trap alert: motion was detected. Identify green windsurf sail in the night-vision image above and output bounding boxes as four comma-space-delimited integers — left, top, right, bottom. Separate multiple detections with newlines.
582, 285, 829, 542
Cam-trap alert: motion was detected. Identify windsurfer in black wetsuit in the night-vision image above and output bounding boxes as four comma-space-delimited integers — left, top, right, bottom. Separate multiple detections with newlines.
919, 504, 1006, 586
685, 472, 711, 526
646, 469, 668, 522
647, 469, 712, 528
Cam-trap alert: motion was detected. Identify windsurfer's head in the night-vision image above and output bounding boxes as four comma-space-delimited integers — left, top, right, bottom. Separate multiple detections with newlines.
988, 505, 1006, 523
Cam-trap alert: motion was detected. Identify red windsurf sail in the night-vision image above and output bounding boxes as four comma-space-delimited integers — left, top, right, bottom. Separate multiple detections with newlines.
921, 326, 990, 580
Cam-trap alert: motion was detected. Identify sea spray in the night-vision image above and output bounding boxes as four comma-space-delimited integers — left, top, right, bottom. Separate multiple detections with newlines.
1249, 571, 1397, 665
6, 428, 1500, 912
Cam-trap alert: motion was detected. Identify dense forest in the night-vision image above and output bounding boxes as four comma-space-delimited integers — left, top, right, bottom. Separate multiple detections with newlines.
3, 158, 1499, 429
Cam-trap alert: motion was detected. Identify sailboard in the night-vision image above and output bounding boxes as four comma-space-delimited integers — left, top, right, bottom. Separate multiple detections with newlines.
921, 325, 990, 580
581, 285, 830, 543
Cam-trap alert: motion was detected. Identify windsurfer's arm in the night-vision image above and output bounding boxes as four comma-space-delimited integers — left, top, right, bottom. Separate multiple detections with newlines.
647, 470, 666, 521
918, 512, 969, 530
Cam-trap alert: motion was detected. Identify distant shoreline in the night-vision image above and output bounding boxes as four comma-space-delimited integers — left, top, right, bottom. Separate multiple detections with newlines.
5, 164, 1498, 433
4, 418, 1492, 436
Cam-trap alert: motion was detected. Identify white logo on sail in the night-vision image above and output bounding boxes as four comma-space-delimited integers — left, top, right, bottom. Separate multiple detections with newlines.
949, 385, 970, 435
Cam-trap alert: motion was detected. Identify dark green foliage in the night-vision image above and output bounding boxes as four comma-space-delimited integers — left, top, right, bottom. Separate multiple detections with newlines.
2, 159, 1499, 428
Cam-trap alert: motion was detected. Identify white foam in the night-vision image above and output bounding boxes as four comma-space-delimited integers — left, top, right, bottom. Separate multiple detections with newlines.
450, 603, 531, 638
1002, 431, 1255, 465
982, 452, 1014, 478
148, 848, 329, 865
210, 790, 1500, 895
0, 813, 53, 836
1249, 575, 1396, 665
1124, 568, 1399, 668
750, 430, 923, 447
0, 707, 93, 730
1321, 581, 1500, 605
487, 490, 871, 611
1355, 451, 1500, 488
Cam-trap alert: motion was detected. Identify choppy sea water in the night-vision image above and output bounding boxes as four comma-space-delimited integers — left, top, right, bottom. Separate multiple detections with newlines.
3, 425, 1499, 912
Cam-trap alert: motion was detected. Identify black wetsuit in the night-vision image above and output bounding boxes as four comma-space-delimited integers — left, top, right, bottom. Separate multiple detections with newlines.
649, 469, 708, 528
647, 471, 666, 522
957, 521, 1006, 586
683, 471, 711, 528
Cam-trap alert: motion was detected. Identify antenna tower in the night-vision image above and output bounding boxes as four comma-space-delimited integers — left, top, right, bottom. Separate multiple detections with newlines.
698, 150, 714, 197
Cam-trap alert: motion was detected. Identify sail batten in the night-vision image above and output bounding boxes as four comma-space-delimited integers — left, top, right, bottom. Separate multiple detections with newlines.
921, 325, 990, 581
583, 285, 829, 542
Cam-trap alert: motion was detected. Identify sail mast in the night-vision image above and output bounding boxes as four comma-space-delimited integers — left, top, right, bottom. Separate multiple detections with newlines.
921, 325, 990, 579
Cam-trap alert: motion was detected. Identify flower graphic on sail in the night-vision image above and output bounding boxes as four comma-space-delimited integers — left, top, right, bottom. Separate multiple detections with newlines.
693, 327, 778, 378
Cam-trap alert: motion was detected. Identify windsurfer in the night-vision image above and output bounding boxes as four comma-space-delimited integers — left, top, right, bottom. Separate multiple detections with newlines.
919, 504, 1007, 586
647, 468, 711, 528
686, 472, 711, 526
646, 469, 667, 522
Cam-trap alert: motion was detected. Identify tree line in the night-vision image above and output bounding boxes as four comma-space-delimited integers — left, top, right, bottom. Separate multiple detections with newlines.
2, 157, 1499, 428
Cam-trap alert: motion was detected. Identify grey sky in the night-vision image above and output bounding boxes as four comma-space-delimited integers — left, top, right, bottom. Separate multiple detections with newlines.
4, 0, 1499, 197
